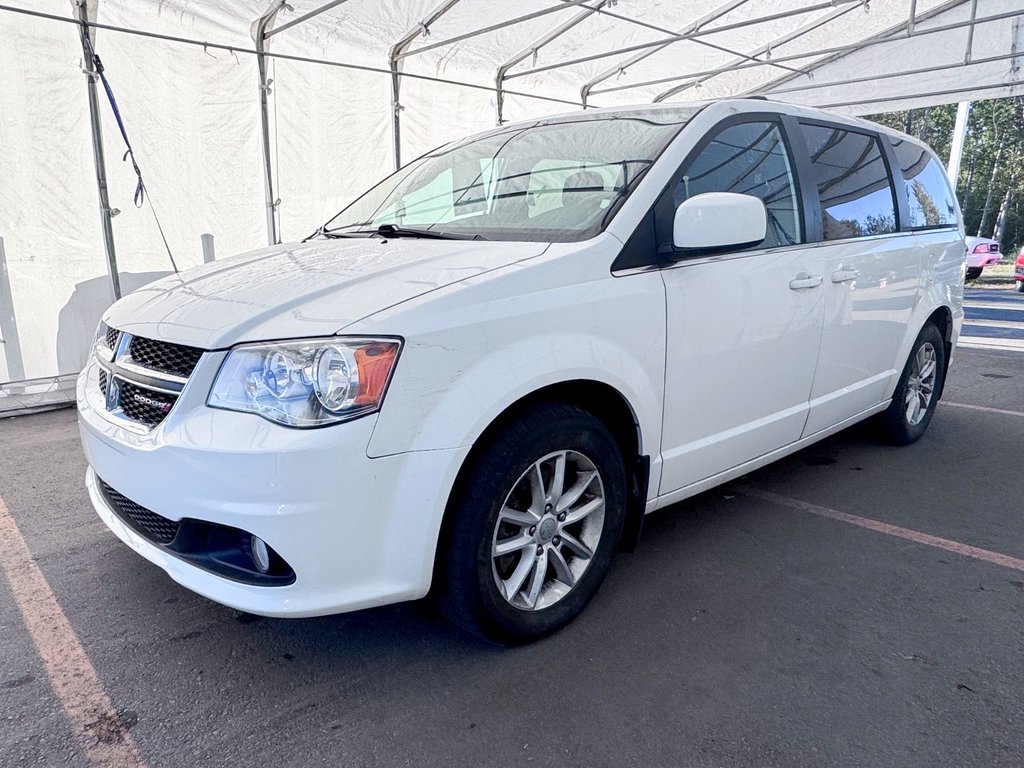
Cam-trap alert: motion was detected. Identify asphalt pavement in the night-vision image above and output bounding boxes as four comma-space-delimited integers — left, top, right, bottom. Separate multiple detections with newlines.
1, 289, 1023, 768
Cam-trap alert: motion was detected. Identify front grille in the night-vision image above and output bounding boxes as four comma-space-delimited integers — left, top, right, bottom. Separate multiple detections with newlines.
119, 381, 176, 426
99, 479, 180, 545
128, 336, 203, 379
95, 328, 204, 429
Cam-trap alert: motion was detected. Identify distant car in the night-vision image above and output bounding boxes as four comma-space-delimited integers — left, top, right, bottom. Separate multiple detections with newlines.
1015, 246, 1024, 293
965, 236, 1002, 280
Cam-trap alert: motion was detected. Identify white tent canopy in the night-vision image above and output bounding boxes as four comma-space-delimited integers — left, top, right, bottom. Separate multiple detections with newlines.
0, 0, 1021, 401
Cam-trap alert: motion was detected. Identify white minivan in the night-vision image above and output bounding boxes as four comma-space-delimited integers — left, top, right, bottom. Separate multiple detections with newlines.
78, 98, 965, 642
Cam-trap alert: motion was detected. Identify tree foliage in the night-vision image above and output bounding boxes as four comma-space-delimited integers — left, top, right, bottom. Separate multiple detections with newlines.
867, 97, 1024, 255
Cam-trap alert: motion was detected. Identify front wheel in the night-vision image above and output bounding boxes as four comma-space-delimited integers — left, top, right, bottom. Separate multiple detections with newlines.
878, 323, 946, 445
1015, 280, 1024, 293
437, 403, 626, 644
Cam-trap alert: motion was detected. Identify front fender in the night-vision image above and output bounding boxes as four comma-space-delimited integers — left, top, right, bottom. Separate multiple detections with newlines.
358, 253, 667, 465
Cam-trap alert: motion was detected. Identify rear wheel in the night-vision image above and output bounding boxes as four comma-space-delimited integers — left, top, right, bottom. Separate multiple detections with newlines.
878, 323, 946, 445
965, 267, 983, 281
1015, 280, 1024, 293
438, 403, 626, 644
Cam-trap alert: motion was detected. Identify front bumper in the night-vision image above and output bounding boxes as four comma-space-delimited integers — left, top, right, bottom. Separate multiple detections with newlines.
77, 360, 469, 618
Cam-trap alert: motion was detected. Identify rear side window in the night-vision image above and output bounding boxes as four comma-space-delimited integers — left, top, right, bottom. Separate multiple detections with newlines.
800, 124, 897, 241
890, 139, 958, 228
670, 121, 802, 249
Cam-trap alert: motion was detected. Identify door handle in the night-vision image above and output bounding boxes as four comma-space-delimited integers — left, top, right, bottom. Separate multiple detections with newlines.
789, 273, 823, 290
831, 267, 860, 283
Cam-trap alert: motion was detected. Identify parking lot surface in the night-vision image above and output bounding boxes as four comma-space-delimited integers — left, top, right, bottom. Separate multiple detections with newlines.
1, 289, 1023, 768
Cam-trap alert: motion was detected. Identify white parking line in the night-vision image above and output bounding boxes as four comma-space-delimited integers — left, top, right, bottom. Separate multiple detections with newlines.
957, 336, 1024, 352
963, 301, 1024, 312
0, 495, 147, 768
941, 401, 1024, 418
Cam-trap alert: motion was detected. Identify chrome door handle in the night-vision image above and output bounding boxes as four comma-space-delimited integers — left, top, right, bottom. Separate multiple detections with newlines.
789, 273, 823, 290
831, 267, 860, 283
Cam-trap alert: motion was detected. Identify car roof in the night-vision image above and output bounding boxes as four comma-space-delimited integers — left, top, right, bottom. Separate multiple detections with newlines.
492, 97, 933, 155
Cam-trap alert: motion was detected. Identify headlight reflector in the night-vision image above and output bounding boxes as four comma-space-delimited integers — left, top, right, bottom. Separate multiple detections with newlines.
208, 337, 401, 427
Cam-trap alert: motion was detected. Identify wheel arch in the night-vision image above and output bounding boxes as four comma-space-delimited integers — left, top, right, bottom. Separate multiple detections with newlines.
430, 379, 649, 595
925, 305, 954, 393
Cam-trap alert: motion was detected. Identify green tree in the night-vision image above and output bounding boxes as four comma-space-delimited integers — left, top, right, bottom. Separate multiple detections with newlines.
867, 97, 1024, 256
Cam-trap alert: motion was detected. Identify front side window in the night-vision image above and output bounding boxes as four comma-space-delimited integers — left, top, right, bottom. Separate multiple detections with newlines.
801, 125, 898, 240
322, 109, 698, 243
890, 138, 958, 229
669, 121, 802, 249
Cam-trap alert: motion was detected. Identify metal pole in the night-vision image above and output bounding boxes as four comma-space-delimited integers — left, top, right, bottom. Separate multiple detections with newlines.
964, 0, 977, 64
201, 233, 216, 264
580, 0, 749, 108
654, 1, 863, 103
75, 0, 120, 301
947, 101, 971, 187
0, 236, 26, 387
496, 0, 607, 125
388, 0, 463, 171
253, 1, 288, 246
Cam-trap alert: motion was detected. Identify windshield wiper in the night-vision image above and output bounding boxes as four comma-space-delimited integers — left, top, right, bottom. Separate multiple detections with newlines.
303, 225, 371, 242
374, 224, 487, 241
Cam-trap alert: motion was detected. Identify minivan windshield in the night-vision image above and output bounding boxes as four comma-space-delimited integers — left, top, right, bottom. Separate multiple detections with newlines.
320, 109, 698, 243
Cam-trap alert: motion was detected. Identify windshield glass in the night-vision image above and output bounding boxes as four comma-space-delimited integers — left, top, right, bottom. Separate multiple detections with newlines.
322, 109, 699, 242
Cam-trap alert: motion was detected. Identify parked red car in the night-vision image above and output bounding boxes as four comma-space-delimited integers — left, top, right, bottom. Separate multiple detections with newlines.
1015, 246, 1024, 293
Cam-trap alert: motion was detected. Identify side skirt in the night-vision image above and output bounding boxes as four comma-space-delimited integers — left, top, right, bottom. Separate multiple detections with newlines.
651, 401, 890, 512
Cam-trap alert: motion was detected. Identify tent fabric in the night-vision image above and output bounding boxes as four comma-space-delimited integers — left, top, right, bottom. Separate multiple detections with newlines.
0, 0, 1021, 391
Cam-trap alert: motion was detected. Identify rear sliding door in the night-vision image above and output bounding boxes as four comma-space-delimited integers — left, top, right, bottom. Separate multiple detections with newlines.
797, 122, 922, 436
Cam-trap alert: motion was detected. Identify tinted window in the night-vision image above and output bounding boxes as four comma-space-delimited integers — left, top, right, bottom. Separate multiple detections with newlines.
890, 139, 958, 228
801, 125, 897, 240
672, 121, 802, 249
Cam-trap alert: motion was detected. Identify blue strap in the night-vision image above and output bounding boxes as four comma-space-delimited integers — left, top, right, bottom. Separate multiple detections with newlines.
83, 35, 145, 208
82, 33, 178, 275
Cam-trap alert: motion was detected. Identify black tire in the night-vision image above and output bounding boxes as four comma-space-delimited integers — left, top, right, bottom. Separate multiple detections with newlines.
437, 403, 627, 644
965, 267, 983, 281
1015, 280, 1024, 293
878, 322, 946, 446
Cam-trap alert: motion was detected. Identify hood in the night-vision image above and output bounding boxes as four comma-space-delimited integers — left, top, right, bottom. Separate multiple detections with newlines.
104, 238, 549, 349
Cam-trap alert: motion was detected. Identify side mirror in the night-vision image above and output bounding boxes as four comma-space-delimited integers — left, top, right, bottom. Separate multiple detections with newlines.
673, 192, 767, 252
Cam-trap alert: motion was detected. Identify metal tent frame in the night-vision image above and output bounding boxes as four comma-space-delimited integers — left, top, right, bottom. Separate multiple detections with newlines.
6, 0, 1015, 300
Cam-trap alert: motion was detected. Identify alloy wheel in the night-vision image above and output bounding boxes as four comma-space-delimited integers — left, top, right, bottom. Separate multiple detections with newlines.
490, 450, 605, 611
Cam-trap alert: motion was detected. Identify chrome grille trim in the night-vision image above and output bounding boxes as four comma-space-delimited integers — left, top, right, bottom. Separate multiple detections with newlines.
93, 328, 205, 430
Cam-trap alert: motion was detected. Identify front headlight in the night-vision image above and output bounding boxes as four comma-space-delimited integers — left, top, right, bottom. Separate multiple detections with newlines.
208, 337, 401, 427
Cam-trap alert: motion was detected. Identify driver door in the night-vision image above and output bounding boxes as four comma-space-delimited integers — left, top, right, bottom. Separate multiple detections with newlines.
657, 117, 826, 495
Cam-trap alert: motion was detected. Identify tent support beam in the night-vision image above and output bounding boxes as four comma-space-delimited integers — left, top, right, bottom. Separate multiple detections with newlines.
589, 6, 1023, 98
75, 0, 121, 301
751, 51, 1022, 98
508, 0, 863, 81
264, 0, 348, 39
654, 1, 864, 102
580, 0, 750, 108
496, 0, 606, 126
396, 0, 598, 62
947, 101, 971, 186
744, 0, 968, 97
253, 0, 291, 246
388, 0, 463, 170
963, 0, 977, 64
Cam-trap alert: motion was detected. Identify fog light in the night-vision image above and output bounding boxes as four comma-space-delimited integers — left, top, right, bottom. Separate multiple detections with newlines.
250, 536, 270, 573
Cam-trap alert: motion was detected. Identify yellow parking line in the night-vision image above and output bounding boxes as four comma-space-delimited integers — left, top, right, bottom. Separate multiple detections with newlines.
0, 495, 147, 768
